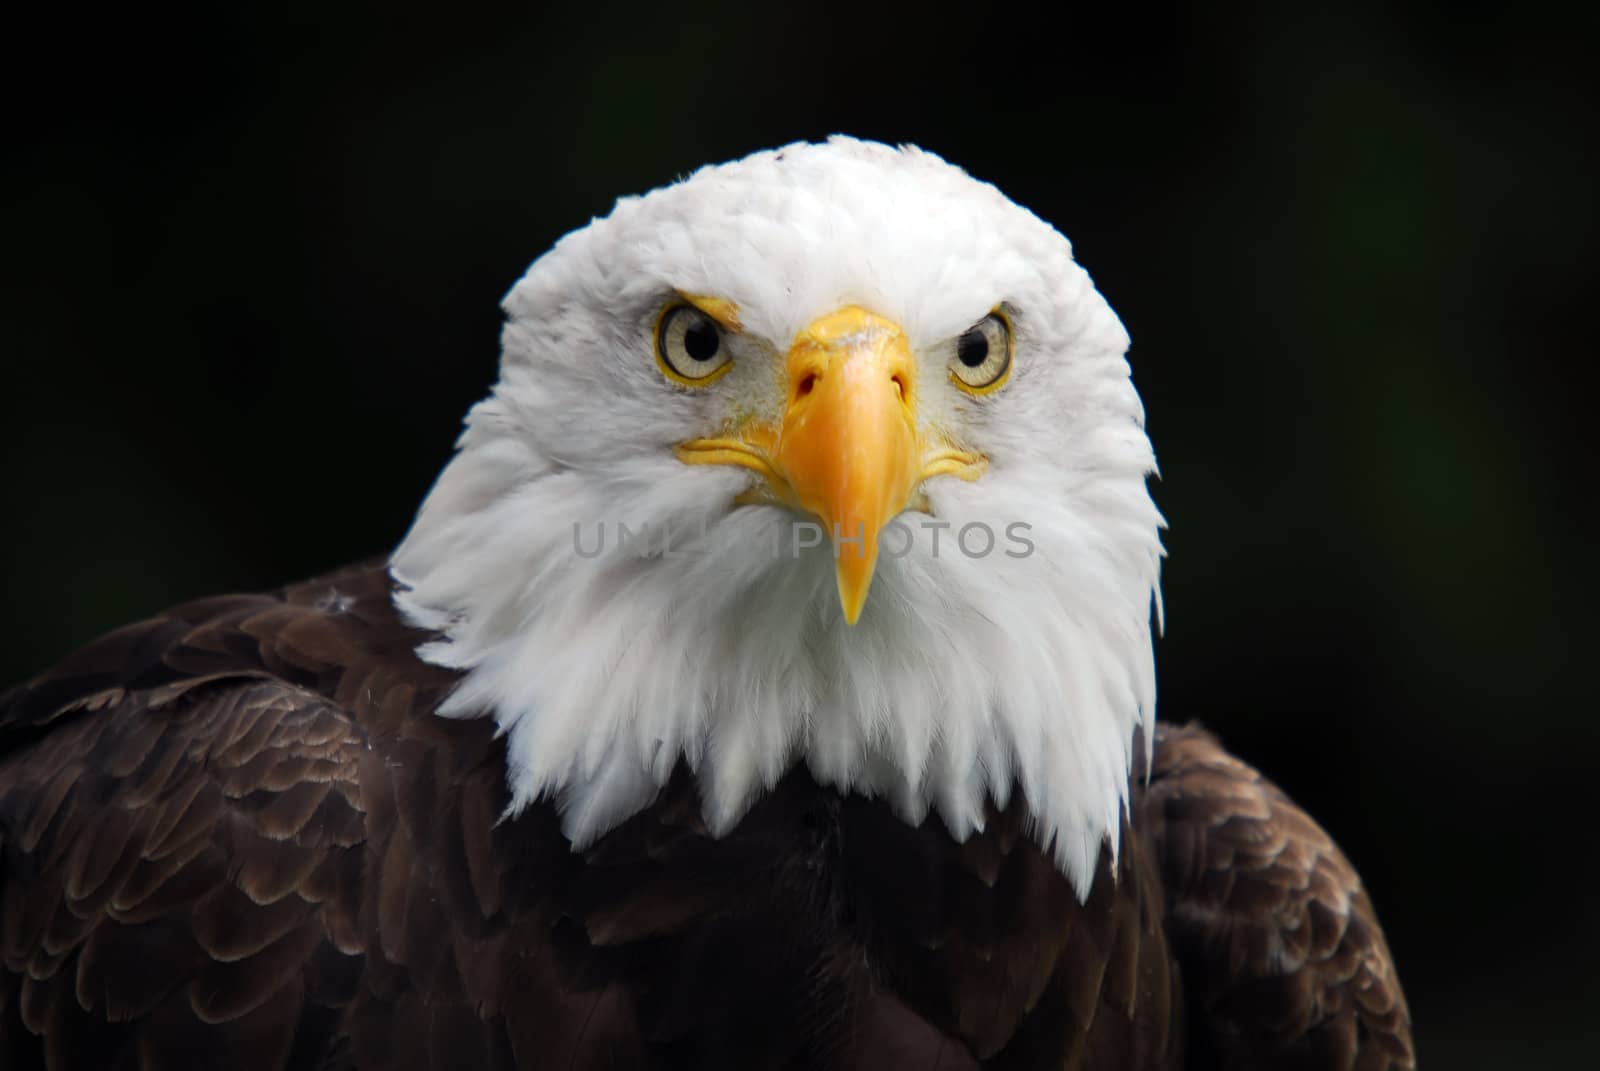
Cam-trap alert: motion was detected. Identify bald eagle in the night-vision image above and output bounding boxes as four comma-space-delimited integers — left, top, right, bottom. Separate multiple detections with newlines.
0, 138, 1413, 1070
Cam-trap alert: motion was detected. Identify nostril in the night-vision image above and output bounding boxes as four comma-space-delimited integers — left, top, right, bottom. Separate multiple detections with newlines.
797, 372, 817, 399
891, 373, 908, 401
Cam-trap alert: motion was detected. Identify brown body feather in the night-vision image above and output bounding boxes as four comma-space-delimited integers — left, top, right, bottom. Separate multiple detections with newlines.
0, 563, 1413, 1069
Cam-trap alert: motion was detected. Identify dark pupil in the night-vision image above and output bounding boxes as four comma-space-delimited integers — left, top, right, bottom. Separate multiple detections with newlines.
957, 329, 989, 368
684, 318, 720, 361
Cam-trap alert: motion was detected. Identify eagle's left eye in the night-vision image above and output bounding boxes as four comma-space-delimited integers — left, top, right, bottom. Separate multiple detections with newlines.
657, 304, 733, 385
950, 312, 1012, 393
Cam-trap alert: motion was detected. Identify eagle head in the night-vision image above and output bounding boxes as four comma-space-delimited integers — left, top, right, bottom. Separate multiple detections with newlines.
392, 137, 1163, 898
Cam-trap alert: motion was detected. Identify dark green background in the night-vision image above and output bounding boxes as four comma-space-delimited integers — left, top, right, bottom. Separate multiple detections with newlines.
4, 3, 1594, 1064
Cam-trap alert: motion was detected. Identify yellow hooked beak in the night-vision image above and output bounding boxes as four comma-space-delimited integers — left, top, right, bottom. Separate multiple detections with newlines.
676, 306, 985, 624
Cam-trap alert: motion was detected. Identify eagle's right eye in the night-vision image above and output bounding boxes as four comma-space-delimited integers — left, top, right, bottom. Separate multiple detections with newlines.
657, 304, 733, 385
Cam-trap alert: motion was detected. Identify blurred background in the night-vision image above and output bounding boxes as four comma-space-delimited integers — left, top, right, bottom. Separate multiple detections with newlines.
3, 2, 1594, 1063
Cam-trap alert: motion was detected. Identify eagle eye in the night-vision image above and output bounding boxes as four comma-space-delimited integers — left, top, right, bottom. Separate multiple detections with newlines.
950, 312, 1012, 393
657, 303, 733, 385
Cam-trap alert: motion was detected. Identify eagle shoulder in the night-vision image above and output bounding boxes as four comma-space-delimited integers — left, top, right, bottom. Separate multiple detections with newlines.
0, 563, 527, 1070
0, 670, 369, 1068
1142, 724, 1416, 1070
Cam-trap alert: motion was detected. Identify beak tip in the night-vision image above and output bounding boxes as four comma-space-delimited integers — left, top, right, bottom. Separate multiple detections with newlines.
835, 543, 879, 626
837, 572, 871, 626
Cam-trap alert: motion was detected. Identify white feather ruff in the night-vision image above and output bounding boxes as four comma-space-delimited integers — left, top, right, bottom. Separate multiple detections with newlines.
391, 138, 1164, 899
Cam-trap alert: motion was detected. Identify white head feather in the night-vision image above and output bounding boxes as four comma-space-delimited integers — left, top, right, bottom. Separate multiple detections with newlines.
391, 137, 1164, 899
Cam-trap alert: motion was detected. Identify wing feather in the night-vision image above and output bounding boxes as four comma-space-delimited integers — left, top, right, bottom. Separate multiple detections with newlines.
1143, 724, 1416, 1070
1, 674, 370, 1068
0, 567, 416, 1069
